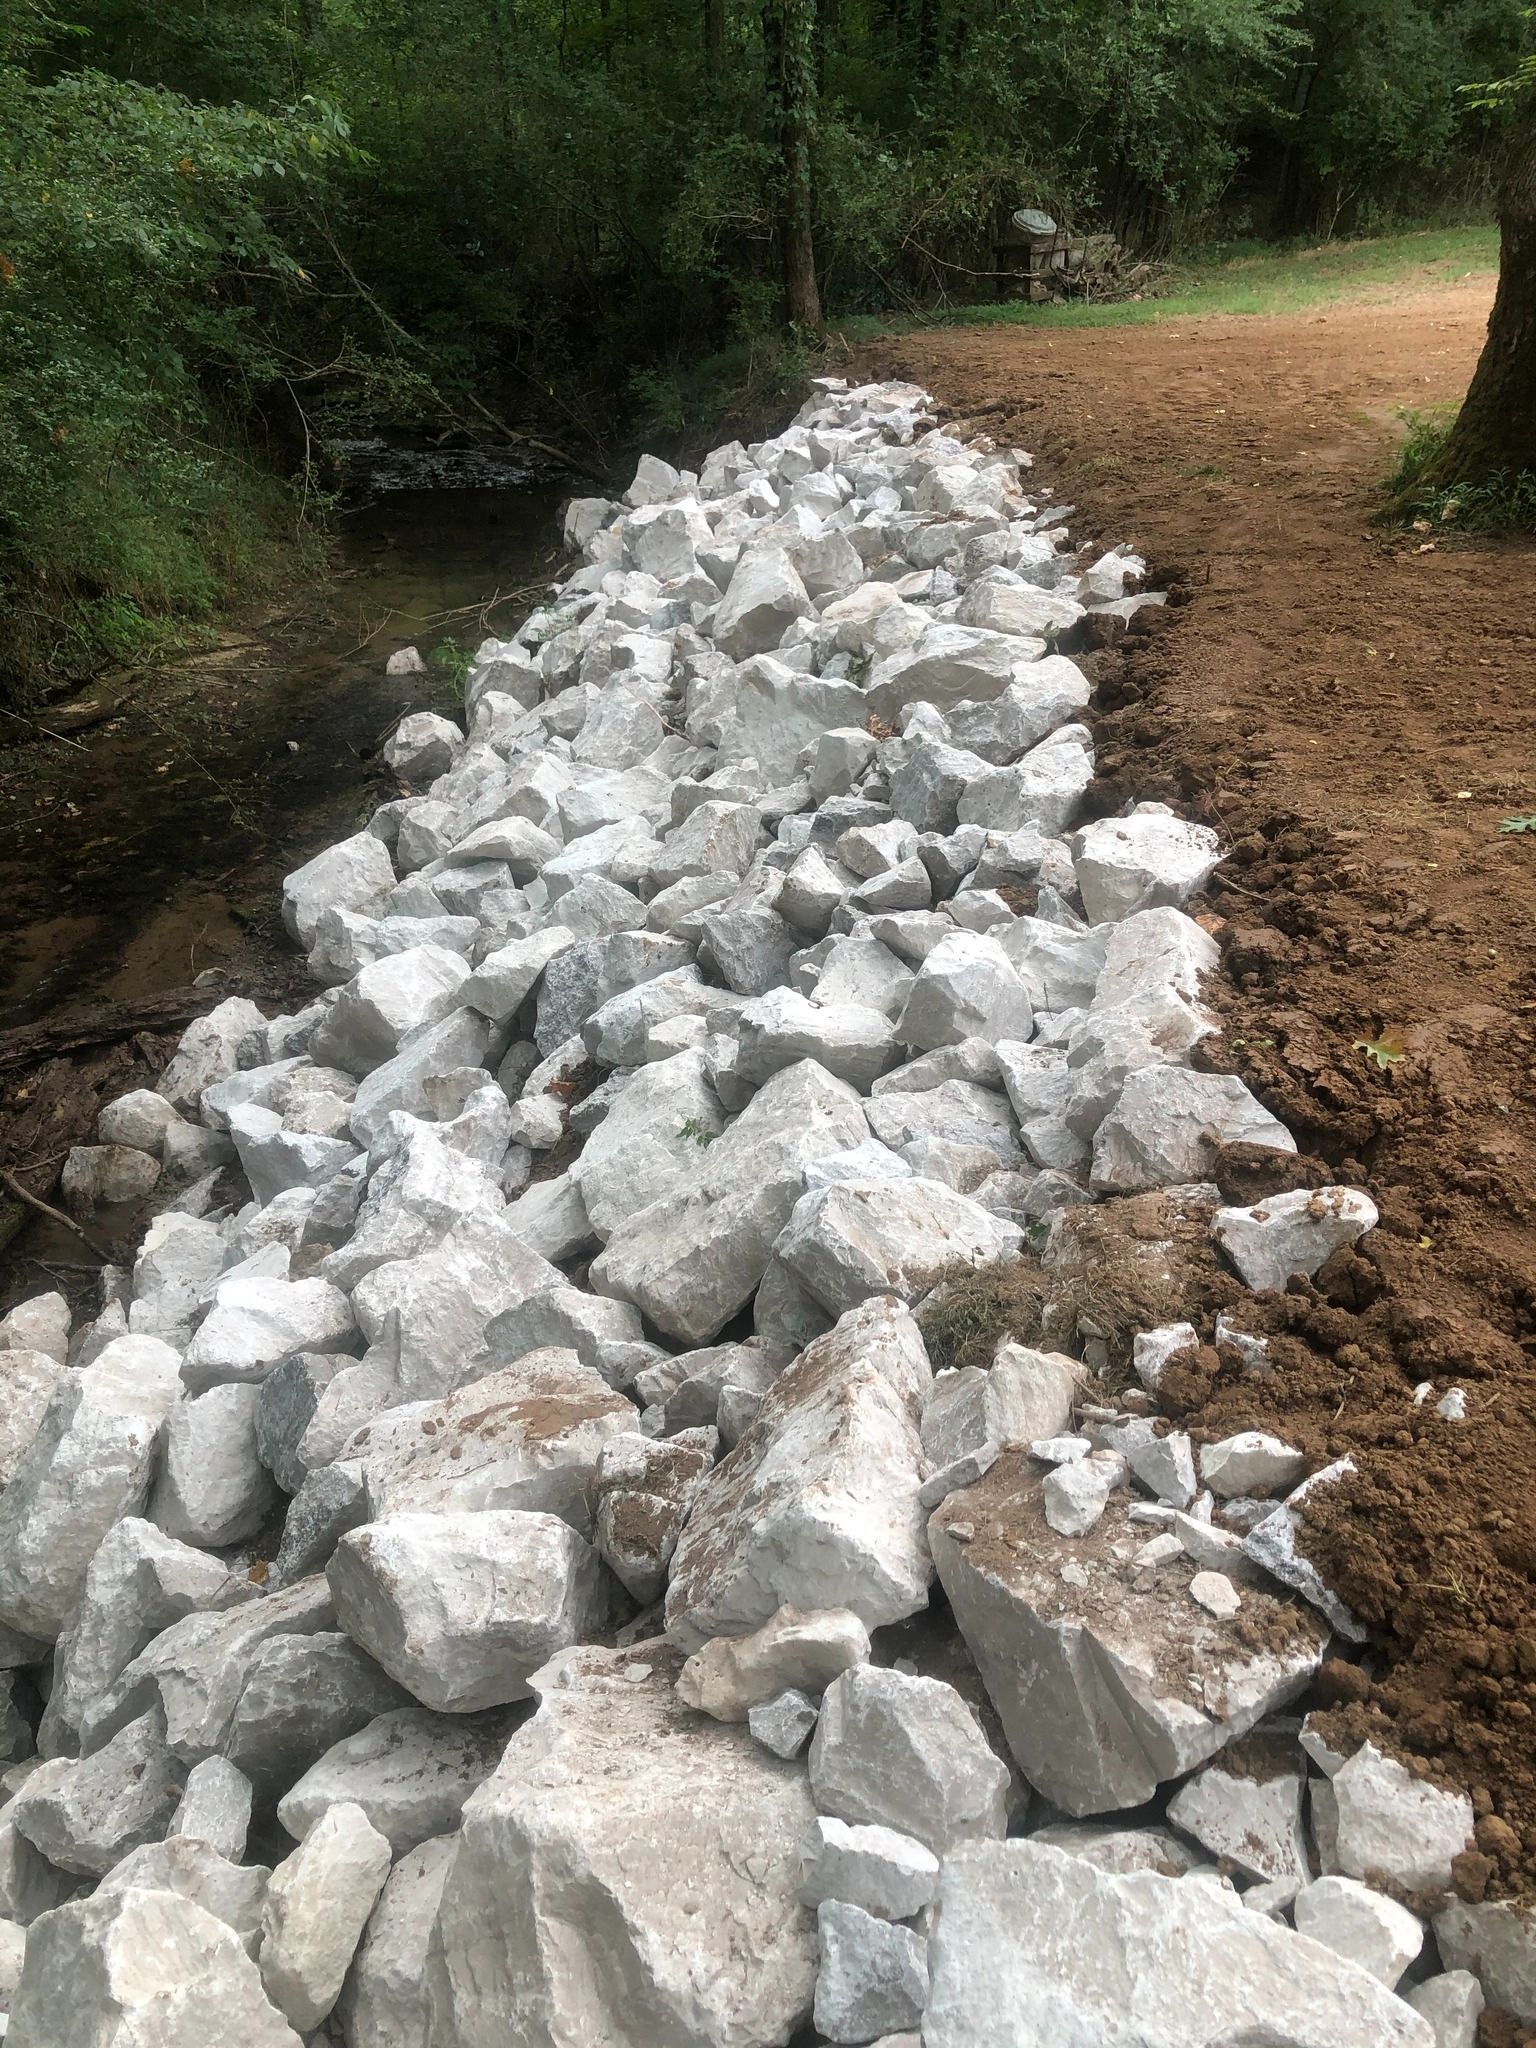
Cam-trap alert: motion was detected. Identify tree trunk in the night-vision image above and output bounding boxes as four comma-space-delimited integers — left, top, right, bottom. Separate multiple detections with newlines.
767, 0, 823, 333
705, 0, 725, 60
1425, 98, 1536, 483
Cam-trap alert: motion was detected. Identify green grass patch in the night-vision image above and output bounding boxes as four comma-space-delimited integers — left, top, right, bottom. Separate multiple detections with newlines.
835, 225, 1499, 343
1385, 406, 1536, 536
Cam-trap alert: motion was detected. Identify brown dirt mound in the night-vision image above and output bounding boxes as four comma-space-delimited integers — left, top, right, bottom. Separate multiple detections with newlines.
855, 283, 1536, 1898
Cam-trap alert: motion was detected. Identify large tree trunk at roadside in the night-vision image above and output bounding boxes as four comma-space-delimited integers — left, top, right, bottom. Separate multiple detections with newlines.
766, 0, 823, 334
1423, 98, 1536, 484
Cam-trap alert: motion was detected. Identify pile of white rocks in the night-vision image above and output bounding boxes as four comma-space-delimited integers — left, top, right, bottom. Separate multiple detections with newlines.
0, 380, 1508, 2046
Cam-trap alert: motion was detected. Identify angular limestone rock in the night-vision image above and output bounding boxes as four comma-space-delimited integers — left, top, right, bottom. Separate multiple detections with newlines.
1292, 1875, 1423, 1987
0, 1335, 183, 1641
665, 1298, 933, 1650
277, 1707, 507, 1855
345, 1351, 633, 1532
260, 1800, 392, 2033
426, 1642, 818, 2048
329, 1510, 610, 1712
809, 1664, 1008, 1854
1165, 1744, 1310, 1883
337, 1833, 457, 2048
1214, 1185, 1379, 1293
775, 1177, 1023, 1318
11, 1711, 184, 1876
589, 1059, 871, 1344
798, 1815, 939, 1920
814, 1899, 928, 2045
929, 1454, 1329, 1816
676, 1606, 870, 1721
922, 1840, 1432, 2047
1331, 1740, 1473, 1895
224, 1633, 410, 1801
9, 1885, 303, 2048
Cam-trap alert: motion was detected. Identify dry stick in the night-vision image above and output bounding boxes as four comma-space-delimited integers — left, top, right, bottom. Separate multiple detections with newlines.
0, 707, 87, 753
0, 1167, 113, 1262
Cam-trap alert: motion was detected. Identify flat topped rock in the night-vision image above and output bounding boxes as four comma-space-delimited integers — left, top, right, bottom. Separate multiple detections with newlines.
923, 1839, 1432, 2047
425, 1640, 818, 2048
929, 1451, 1329, 1816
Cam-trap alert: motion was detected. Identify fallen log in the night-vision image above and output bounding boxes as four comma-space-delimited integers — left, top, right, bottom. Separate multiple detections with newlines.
0, 989, 210, 1074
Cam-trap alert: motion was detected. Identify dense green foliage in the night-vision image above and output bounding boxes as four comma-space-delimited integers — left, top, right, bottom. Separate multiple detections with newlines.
0, 0, 1528, 699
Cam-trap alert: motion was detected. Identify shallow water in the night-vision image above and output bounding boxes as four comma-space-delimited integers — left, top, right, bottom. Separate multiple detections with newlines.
0, 450, 568, 1027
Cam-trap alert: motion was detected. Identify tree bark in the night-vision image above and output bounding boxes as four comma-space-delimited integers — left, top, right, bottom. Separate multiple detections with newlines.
1425, 97, 1536, 483
705, 0, 725, 61
768, 0, 823, 334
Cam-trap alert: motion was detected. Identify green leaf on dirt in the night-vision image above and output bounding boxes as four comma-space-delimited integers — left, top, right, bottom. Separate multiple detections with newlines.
1353, 1028, 1408, 1069
1498, 813, 1536, 834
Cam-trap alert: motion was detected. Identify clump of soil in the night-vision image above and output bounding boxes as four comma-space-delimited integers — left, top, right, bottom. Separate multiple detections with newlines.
857, 285, 1536, 1896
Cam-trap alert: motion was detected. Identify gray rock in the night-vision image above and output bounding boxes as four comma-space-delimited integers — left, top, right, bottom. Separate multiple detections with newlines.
895, 930, 1033, 1051
0, 1348, 63, 1489
8, 1884, 303, 2048
40, 1517, 255, 1758
78, 1574, 335, 1764
750, 1688, 820, 1760
12, 1711, 184, 1876
61, 1141, 161, 1214
590, 1429, 715, 1602
156, 995, 272, 1111
284, 831, 396, 945
168, 1756, 253, 1861
590, 1059, 870, 1343
809, 1665, 1009, 1853
336, 1832, 457, 2048
344, 1351, 633, 1532
1092, 1066, 1295, 1193
151, 1382, 279, 1547
181, 1275, 355, 1394
1331, 1740, 1473, 1894
0, 1336, 183, 1641
261, 1799, 392, 2032
1214, 1186, 1379, 1293
329, 1509, 610, 1713
1407, 1974, 1484, 2048
929, 1456, 1330, 1816
1073, 803, 1222, 924
814, 1899, 928, 2044
676, 1606, 870, 1721
278, 1706, 507, 1855
775, 1176, 1022, 1317
923, 1839, 1433, 2047
425, 1641, 818, 2048
225, 1632, 410, 1800
799, 1815, 939, 1920
666, 1298, 932, 1649
1292, 1875, 1423, 1987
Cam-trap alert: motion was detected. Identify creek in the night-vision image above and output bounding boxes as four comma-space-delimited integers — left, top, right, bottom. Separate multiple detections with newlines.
0, 447, 570, 1029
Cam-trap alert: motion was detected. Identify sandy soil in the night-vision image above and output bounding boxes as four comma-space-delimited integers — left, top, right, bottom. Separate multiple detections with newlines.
859, 283, 1536, 1921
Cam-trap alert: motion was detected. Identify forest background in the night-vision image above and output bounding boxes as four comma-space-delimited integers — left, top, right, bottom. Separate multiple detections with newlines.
0, 0, 1528, 699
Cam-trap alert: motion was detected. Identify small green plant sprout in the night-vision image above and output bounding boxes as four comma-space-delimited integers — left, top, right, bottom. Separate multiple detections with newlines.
678, 1117, 716, 1147
1499, 813, 1536, 834
1353, 1027, 1408, 1070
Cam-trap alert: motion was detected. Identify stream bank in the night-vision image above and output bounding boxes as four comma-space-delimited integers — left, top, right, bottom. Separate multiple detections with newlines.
0, 447, 571, 1297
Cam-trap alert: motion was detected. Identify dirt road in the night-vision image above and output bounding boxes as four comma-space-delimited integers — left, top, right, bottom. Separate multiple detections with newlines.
861, 283, 1536, 1914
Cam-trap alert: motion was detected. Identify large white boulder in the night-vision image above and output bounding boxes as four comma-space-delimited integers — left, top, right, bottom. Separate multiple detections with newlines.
9, 1884, 303, 2048
809, 1665, 1009, 1852
337, 1833, 457, 2048
665, 1298, 932, 1650
922, 1840, 1433, 2046
329, 1510, 610, 1712
928, 1454, 1329, 1815
0, 1335, 183, 1641
343, 1350, 633, 1531
589, 1060, 870, 1344
425, 1642, 818, 2048
260, 1800, 392, 2033
775, 1176, 1022, 1317
1073, 804, 1223, 925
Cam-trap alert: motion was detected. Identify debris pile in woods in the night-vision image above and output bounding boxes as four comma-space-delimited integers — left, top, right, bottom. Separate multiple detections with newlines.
0, 381, 1512, 2046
